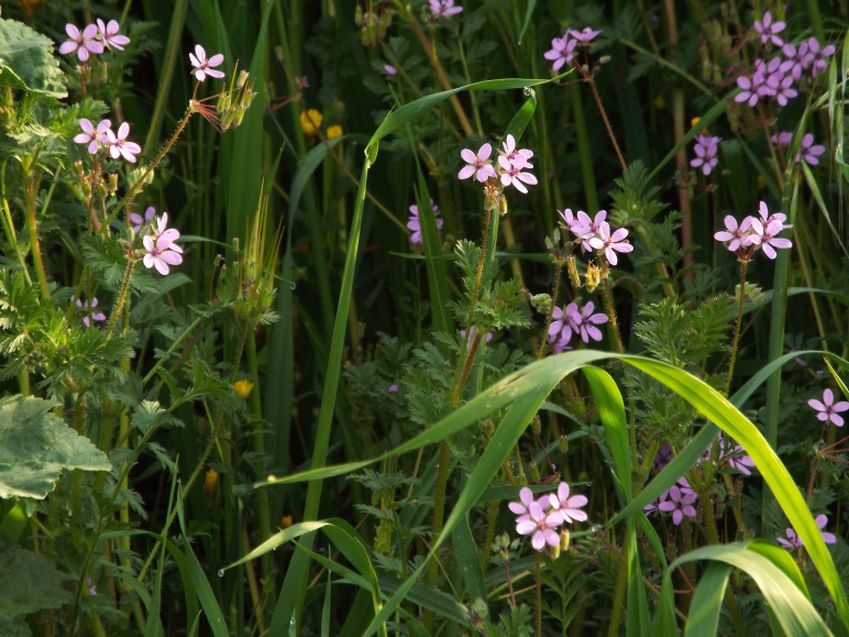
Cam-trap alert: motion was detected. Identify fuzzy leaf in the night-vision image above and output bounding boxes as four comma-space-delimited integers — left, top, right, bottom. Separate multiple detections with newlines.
0, 395, 111, 499
0, 542, 71, 637
0, 19, 67, 98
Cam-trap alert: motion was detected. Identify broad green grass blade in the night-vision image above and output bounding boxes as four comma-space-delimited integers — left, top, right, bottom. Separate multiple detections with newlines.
666, 543, 833, 636
321, 572, 332, 637
517, 0, 538, 44
505, 93, 538, 141
683, 562, 731, 637
583, 367, 631, 496
452, 516, 486, 603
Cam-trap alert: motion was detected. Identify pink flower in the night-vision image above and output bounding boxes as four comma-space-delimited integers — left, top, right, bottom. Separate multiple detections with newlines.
588, 221, 633, 266
96, 19, 130, 51
753, 11, 785, 47
658, 486, 698, 526
508, 486, 538, 518
106, 122, 142, 163
458, 143, 497, 182
73, 118, 112, 154
388, 384, 398, 394
499, 134, 534, 169
189, 44, 225, 82
778, 514, 836, 549
428, 0, 463, 18
690, 134, 721, 176
406, 200, 443, 245
715, 435, 756, 476
497, 155, 537, 193
515, 499, 563, 551
747, 218, 792, 260
544, 34, 577, 72
714, 214, 753, 252
548, 303, 579, 348
75, 296, 106, 328
794, 133, 826, 165
383, 64, 398, 76
574, 301, 608, 343
547, 481, 588, 524
568, 27, 601, 44
129, 206, 156, 233
808, 388, 849, 427
59, 23, 104, 62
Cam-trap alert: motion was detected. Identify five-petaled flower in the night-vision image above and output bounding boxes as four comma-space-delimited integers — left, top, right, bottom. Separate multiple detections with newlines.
75, 296, 106, 328
74, 118, 112, 154
142, 213, 183, 275
515, 499, 563, 551
808, 388, 849, 427
547, 482, 588, 524
406, 200, 444, 245
106, 122, 142, 163
690, 135, 721, 176
588, 221, 633, 266
658, 485, 698, 526
190, 44, 225, 82
795, 133, 826, 165
753, 11, 785, 47
428, 0, 463, 18
458, 143, 497, 183
59, 23, 104, 62
96, 19, 130, 50
544, 34, 578, 72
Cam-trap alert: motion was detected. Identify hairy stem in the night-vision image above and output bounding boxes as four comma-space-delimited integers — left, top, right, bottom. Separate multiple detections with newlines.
724, 260, 748, 394
537, 260, 563, 359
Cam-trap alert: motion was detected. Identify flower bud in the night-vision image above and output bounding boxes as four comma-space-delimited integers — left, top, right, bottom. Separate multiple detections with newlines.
530, 293, 552, 315
566, 255, 582, 289
584, 263, 601, 293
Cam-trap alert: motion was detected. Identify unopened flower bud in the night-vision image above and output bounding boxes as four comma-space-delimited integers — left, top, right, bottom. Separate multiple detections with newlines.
531, 293, 552, 315
531, 414, 541, 436
566, 255, 582, 289
107, 172, 119, 195
547, 540, 561, 560
559, 434, 569, 453
560, 528, 571, 551
237, 70, 249, 89
497, 193, 509, 216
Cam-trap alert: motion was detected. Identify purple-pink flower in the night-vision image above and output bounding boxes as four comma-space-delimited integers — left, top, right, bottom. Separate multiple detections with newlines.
497, 155, 537, 193
129, 206, 156, 234
807, 37, 836, 77
142, 213, 183, 276
771, 130, 793, 146
548, 301, 608, 351
544, 34, 578, 72
569, 27, 601, 45
75, 296, 106, 328
589, 221, 633, 266
753, 11, 785, 47
690, 135, 721, 176
106, 122, 141, 163
96, 19, 130, 51
388, 384, 398, 394
714, 214, 753, 252
383, 64, 398, 76
795, 133, 826, 165
428, 0, 463, 18
189, 44, 225, 82
778, 514, 837, 549
808, 388, 849, 427
715, 435, 756, 476
547, 481, 588, 524
512, 489, 563, 551
458, 143, 496, 182
59, 24, 104, 62
406, 200, 444, 245
748, 217, 793, 260
658, 485, 698, 526
74, 118, 112, 154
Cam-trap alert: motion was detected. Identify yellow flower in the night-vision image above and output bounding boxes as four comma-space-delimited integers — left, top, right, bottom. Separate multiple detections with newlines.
690, 116, 701, 128
281, 515, 294, 529
203, 468, 219, 496
326, 124, 343, 139
300, 109, 323, 136
233, 379, 253, 400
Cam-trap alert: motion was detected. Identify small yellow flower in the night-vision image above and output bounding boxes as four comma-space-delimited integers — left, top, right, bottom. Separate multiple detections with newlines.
281, 515, 294, 529
300, 109, 323, 136
233, 379, 253, 400
653, 95, 666, 110
326, 124, 343, 139
690, 116, 701, 128
203, 468, 219, 496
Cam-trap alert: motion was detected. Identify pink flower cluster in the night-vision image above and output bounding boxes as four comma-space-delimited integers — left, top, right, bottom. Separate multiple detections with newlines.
771, 131, 827, 165
544, 26, 601, 73
142, 213, 183, 276
559, 209, 633, 266
458, 135, 537, 194
59, 19, 130, 62
735, 13, 835, 109
548, 301, 608, 352
714, 201, 792, 260
74, 119, 142, 163
778, 514, 836, 549
644, 477, 698, 526
509, 482, 588, 551
406, 200, 444, 245
690, 134, 722, 176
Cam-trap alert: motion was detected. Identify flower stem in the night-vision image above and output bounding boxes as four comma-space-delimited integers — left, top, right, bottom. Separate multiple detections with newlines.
106, 261, 136, 333
535, 552, 543, 637
574, 61, 626, 171
537, 260, 563, 359
724, 260, 748, 394
25, 172, 50, 299
601, 275, 625, 354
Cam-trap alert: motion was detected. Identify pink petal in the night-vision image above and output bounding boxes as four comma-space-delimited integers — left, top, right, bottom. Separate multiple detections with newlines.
208, 53, 224, 67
